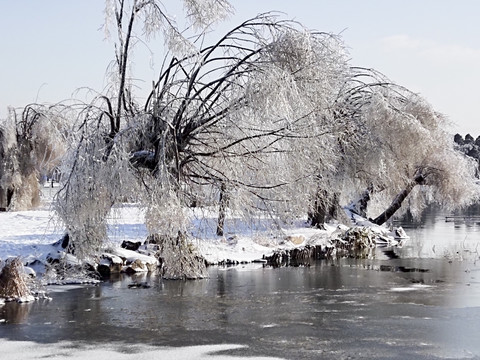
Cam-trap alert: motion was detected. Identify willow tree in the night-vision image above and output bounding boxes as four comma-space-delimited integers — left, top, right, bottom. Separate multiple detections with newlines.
55, 0, 234, 274
55, 0, 352, 277
0, 105, 66, 211
335, 68, 479, 225
135, 19, 349, 226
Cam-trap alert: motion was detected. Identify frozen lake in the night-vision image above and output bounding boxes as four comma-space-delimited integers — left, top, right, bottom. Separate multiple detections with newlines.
1, 207, 480, 359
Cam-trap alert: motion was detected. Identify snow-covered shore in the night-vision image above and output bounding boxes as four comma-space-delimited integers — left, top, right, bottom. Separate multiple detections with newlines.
0, 188, 408, 289
0, 201, 333, 269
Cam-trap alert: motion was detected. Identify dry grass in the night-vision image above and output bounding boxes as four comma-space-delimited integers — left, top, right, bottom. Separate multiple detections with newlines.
0, 257, 32, 300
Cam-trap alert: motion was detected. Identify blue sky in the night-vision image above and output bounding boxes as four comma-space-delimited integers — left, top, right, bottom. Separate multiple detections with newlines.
2, 0, 479, 135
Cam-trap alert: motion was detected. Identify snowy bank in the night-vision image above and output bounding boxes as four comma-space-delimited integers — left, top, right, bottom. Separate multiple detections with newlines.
0, 340, 284, 360
0, 198, 408, 290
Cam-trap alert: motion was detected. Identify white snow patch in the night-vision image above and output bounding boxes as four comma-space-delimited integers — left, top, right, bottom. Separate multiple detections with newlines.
47, 285, 91, 293
16, 295, 36, 303
0, 340, 285, 360
343, 208, 409, 245
99, 253, 123, 266
261, 323, 279, 328
0, 206, 64, 260
108, 247, 158, 265
389, 284, 433, 292
218, 263, 265, 272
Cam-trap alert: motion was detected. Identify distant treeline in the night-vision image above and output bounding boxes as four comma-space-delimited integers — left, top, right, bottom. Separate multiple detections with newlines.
455, 134, 480, 170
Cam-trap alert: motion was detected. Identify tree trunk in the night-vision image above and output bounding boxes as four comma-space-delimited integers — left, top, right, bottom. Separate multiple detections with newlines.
216, 182, 229, 236
309, 189, 339, 228
372, 173, 425, 226
348, 184, 374, 218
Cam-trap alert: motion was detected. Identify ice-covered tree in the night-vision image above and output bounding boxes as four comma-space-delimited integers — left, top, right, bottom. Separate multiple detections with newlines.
0, 105, 66, 211
54, 0, 480, 280
133, 18, 349, 224
55, 2, 351, 276
55, 0, 234, 274
336, 68, 479, 224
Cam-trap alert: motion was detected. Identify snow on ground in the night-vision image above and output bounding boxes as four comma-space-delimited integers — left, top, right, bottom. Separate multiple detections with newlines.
0, 207, 64, 262
0, 198, 330, 267
0, 340, 284, 360
195, 221, 334, 264
188, 207, 335, 264
0, 186, 405, 272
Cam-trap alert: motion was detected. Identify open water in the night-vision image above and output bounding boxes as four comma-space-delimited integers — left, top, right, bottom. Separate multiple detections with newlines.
1, 207, 480, 359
